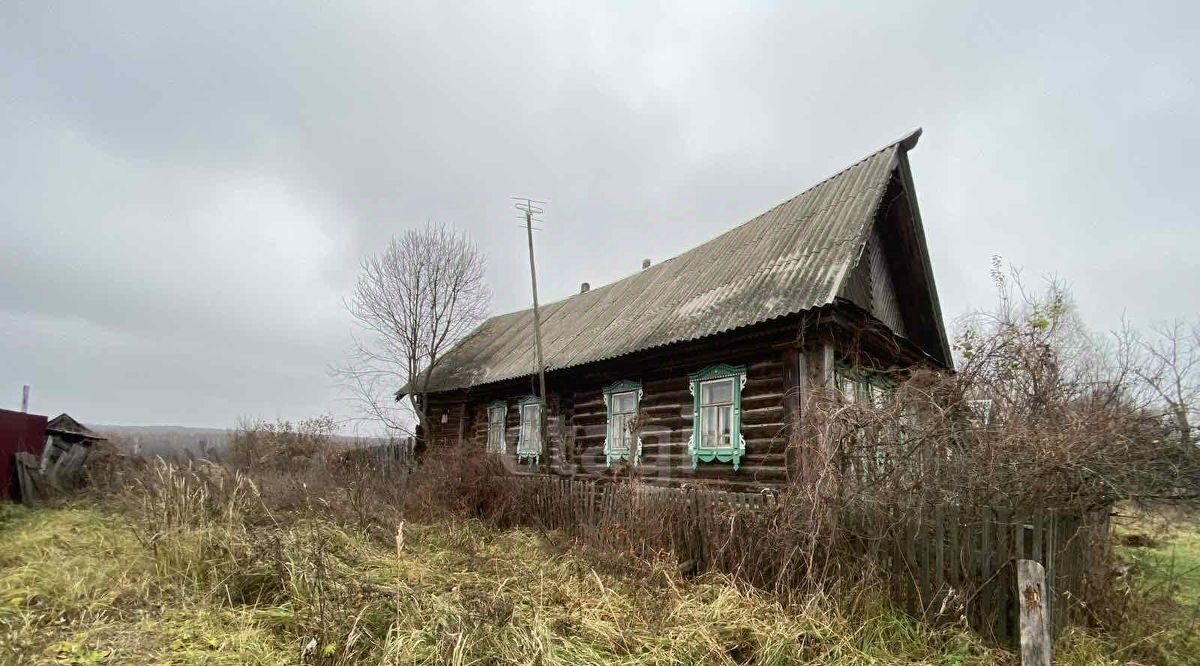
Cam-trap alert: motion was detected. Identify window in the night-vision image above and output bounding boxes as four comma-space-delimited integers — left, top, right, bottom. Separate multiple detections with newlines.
603, 380, 642, 466
834, 364, 894, 404
967, 399, 994, 427
687, 364, 746, 470
486, 401, 506, 453
834, 364, 896, 468
699, 379, 734, 448
516, 396, 542, 464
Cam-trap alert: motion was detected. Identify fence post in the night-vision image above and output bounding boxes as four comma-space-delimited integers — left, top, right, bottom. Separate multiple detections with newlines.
1016, 559, 1051, 666
689, 487, 703, 572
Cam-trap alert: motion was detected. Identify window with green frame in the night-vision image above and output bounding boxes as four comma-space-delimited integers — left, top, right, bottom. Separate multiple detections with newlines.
834, 363, 895, 404
687, 364, 747, 470
516, 396, 542, 464
603, 380, 642, 467
486, 401, 507, 454
834, 363, 896, 466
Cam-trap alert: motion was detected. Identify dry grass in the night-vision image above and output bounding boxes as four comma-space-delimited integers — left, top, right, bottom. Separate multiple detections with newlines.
0, 476, 1010, 665
3, 455, 1196, 664
0, 504, 287, 664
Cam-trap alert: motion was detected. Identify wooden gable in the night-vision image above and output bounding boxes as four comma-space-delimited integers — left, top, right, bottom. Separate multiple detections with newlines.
838, 164, 951, 367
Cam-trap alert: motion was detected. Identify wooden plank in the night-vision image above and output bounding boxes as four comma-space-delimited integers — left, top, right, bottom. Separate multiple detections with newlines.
891, 508, 904, 608
948, 504, 961, 591
980, 507, 994, 638
996, 507, 1012, 644
689, 489, 702, 572
1045, 509, 1058, 637
558, 478, 567, 531
568, 480, 577, 533
1031, 509, 1043, 567
1015, 511, 1026, 562
1069, 515, 1083, 604
587, 481, 595, 525
905, 513, 918, 613
917, 512, 930, 613
1016, 559, 1051, 666
934, 505, 946, 595
1058, 513, 1075, 629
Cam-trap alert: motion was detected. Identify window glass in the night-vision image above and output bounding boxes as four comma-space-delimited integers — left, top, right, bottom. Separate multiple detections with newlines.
519, 402, 541, 451
836, 371, 856, 401
701, 379, 733, 405
487, 405, 505, 452
687, 365, 746, 468
612, 391, 636, 414
699, 378, 734, 448
608, 390, 637, 451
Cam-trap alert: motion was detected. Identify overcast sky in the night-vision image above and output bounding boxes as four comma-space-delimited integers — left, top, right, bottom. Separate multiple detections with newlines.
2, 1, 1197, 429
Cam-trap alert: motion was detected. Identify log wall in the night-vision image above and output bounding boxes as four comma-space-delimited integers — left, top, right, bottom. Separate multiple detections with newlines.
425, 304, 931, 491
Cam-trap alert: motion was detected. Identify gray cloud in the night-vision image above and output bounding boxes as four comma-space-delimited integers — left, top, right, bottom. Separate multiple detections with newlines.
2, 1, 1197, 428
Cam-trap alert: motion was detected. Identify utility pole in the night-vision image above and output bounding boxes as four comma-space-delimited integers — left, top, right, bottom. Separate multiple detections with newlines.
20, 385, 30, 413
513, 197, 549, 472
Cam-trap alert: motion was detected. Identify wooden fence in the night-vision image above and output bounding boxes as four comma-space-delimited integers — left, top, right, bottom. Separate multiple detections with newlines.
504, 476, 1109, 646
358, 438, 415, 468
888, 504, 1109, 643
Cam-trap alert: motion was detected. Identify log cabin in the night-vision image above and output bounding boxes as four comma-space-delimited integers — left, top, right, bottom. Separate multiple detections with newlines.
407, 129, 951, 491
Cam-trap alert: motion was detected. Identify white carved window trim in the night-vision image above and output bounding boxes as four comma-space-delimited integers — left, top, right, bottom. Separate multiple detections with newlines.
516, 397, 542, 464
603, 380, 643, 467
486, 401, 507, 454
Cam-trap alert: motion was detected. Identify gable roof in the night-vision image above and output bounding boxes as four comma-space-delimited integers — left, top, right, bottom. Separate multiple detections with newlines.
413, 129, 947, 394
46, 413, 105, 440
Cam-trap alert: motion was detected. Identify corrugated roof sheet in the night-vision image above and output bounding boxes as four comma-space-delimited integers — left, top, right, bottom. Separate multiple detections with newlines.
417, 131, 921, 393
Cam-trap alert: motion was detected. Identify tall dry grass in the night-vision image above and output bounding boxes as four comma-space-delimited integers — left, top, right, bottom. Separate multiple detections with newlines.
2, 455, 1013, 665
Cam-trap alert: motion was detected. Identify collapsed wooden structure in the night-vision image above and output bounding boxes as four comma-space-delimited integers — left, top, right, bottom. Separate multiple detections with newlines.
6, 412, 108, 504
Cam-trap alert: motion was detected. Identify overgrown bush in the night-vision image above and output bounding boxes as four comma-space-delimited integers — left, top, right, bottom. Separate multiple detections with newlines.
797, 264, 1200, 516
777, 262, 1200, 646
227, 416, 340, 470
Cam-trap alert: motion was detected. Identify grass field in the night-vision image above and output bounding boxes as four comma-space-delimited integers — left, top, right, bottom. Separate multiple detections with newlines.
0, 502, 997, 665
1118, 515, 1200, 607
0, 499, 1197, 665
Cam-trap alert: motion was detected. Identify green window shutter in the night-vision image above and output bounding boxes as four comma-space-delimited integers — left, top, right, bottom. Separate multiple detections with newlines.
602, 380, 643, 467
687, 364, 747, 470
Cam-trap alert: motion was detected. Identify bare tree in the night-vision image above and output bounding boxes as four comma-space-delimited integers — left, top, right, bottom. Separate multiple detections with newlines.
1120, 318, 1200, 447
335, 223, 489, 445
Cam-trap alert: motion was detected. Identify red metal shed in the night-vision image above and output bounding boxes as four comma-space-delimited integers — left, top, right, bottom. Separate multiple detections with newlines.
0, 409, 48, 500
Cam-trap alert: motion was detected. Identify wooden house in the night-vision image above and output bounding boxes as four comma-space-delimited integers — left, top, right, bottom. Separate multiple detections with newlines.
412, 130, 950, 491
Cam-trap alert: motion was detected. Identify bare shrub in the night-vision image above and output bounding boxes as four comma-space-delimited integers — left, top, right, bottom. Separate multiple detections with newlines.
798, 261, 1200, 516
402, 441, 518, 522
115, 431, 515, 549
227, 415, 339, 470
